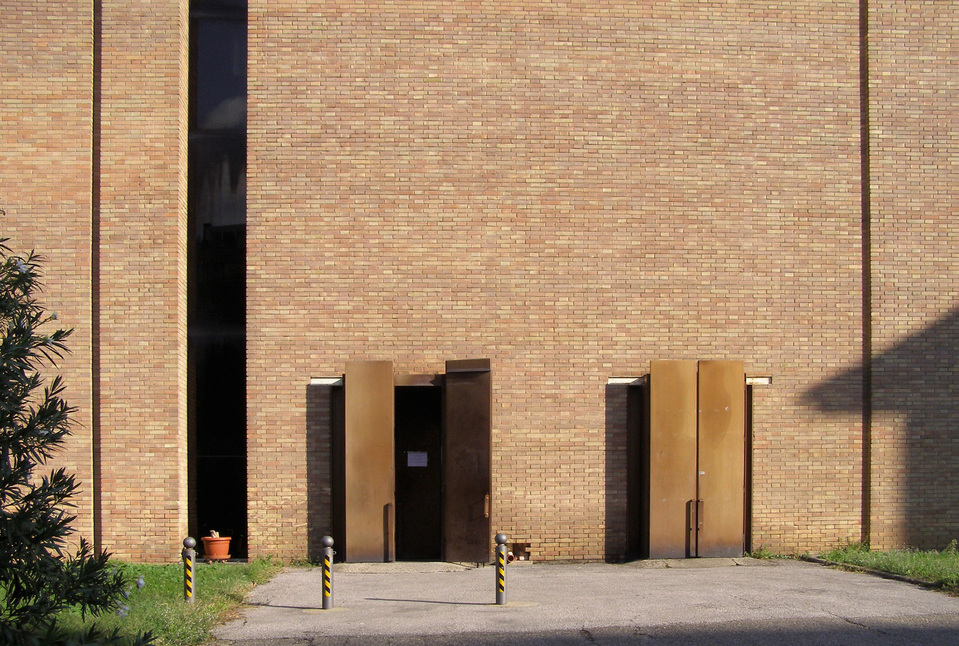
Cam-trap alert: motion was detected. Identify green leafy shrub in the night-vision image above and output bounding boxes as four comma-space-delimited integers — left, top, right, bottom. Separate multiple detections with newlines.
0, 234, 153, 645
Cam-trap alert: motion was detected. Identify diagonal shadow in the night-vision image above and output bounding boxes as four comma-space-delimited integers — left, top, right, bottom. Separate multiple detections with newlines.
803, 306, 959, 548
366, 597, 489, 606
246, 602, 324, 610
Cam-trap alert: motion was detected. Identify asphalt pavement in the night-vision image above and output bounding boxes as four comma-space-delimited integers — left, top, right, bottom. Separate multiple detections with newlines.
212, 558, 959, 645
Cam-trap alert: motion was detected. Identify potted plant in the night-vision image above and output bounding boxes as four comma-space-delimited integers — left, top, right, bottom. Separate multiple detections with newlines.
201, 530, 231, 561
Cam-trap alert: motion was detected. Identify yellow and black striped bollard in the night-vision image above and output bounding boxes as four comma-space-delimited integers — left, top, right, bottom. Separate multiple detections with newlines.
321, 535, 334, 609
182, 537, 196, 603
495, 533, 507, 605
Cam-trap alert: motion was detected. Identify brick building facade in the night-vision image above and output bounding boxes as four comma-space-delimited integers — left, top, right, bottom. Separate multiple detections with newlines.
1, 1, 956, 563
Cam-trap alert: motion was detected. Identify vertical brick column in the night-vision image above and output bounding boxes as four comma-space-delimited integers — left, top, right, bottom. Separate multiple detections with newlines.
0, 1, 96, 544
868, 1, 959, 550
96, 0, 190, 562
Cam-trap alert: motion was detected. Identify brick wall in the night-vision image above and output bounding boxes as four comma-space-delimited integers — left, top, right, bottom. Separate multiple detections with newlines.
1, 0, 190, 564
96, 0, 190, 562
869, 2, 959, 550
0, 0, 96, 544
247, 1, 865, 560
5, 1, 954, 563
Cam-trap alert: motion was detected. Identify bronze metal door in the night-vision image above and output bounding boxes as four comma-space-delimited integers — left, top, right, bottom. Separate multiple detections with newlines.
697, 360, 745, 557
648, 360, 699, 559
343, 360, 395, 562
646, 360, 745, 558
443, 359, 492, 563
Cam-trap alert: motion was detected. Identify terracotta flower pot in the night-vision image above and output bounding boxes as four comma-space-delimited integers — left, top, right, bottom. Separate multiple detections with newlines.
201, 535, 231, 561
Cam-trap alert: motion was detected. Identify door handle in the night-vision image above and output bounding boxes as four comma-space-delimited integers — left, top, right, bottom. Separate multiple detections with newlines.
484, 494, 490, 518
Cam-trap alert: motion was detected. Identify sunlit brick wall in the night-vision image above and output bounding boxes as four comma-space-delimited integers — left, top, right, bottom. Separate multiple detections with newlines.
0, 0, 96, 546
96, 0, 190, 562
247, 1, 865, 560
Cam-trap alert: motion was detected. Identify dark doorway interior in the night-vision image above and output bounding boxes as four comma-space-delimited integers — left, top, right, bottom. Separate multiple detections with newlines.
394, 386, 443, 561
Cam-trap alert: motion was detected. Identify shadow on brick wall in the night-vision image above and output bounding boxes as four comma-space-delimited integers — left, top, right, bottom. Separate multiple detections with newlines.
804, 306, 959, 548
605, 383, 645, 560
305, 383, 337, 561
604, 383, 629, 561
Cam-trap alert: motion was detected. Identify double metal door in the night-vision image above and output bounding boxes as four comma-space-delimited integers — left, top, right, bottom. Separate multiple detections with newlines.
648, 360, 745, 558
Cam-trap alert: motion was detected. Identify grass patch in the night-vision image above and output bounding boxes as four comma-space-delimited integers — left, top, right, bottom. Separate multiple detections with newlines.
747, 546, 784, 560
54, 558, 283, 646
821, 541, 959, 592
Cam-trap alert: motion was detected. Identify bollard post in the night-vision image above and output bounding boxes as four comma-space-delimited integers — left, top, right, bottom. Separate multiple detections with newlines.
321, 535, 334, 610
182, 537, 196, 603
495, 532, 508, 606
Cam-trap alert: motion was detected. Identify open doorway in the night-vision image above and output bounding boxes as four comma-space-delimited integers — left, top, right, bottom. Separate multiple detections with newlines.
335, 360, 491, 563
394, 385, 443, 561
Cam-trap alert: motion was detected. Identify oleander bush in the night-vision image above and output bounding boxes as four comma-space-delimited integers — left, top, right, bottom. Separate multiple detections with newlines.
0, 234, 153, 645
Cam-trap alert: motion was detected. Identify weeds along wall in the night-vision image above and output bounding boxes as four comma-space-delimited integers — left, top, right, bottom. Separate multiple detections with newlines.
0, 1, 956, 562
